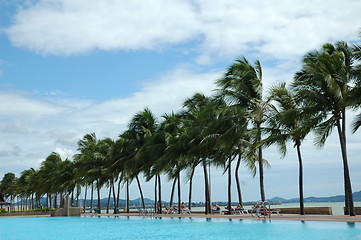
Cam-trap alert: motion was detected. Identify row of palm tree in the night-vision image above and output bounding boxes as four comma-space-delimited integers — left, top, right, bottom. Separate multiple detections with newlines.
1, 40, 360, 216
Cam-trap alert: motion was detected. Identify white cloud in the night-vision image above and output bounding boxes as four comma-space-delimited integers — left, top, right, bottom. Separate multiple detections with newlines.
6, 0, 200, 55
0, 65, 220, 177
0, 91, 65, 118
1, 122, 30, 134
5, 0, 361, 60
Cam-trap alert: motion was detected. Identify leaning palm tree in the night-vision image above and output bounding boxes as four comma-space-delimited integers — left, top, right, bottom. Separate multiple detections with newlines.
217, 57, 270, 202
211, 101, 256, 211
127, 108, 160, 211
76, 133, 104, 213
263, 83, 318, 215
158, 112, 188, 213
293, 41, 360, 216
182, 93, 217, 214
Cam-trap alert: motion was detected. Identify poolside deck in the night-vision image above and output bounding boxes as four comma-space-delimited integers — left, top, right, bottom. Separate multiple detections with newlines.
82, 212, 361, 222
2, 211, 360, 222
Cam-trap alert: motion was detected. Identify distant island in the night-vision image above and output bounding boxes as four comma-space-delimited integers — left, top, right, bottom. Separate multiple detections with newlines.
266, 190, 361, 204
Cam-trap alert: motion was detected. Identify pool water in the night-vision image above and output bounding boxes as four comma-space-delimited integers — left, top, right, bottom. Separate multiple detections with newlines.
0, 216, 360, 240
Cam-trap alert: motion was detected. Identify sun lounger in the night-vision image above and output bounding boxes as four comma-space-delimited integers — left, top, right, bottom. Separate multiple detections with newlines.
269, 209, 281, 215
211, 208, 222, 214
234, 208, 249, 214
182, 208, 191, 214
172, 207, 191, 214
164, 207, 177, 214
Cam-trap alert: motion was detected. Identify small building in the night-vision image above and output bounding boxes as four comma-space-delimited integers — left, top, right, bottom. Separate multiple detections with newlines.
0, 192, 10, 209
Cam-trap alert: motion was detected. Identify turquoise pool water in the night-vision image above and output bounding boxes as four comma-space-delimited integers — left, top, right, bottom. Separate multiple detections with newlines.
0, 216, 360, 240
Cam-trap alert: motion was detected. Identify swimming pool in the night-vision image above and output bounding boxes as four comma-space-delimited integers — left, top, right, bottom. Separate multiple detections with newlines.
0, 216, 360, 240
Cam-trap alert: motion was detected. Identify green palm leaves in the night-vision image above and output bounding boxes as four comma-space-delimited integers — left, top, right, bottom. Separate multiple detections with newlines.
217, 57, 268, 202
293, 41, 360, 216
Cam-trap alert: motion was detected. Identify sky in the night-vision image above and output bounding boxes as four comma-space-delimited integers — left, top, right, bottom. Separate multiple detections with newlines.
0, 0, 360, 203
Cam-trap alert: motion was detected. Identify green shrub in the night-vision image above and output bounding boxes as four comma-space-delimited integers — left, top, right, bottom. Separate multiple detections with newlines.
0, 209, 6, 213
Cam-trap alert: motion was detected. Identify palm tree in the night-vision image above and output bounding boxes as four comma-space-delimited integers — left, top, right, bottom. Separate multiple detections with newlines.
263, 82, 317, 215
160, 112, 196, 213
0, 173, 17, 209
293, 41, 360, 216
182, 93, 216, 214
211, 101, 254, 212
96, 137, 115, 213
217, 57, 270, 202
351, 42, 361, 131
127, 108, 160, 211
39, 152, 63, 207
75, 133, 104, 213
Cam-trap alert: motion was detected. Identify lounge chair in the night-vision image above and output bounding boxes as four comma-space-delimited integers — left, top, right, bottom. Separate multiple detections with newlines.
211, 208, 222, 214
164, 207, 176, 214
172, 207, 191, 214
234, 208, 249, 214
269, 209, 281, 215
182, 208, 191, 214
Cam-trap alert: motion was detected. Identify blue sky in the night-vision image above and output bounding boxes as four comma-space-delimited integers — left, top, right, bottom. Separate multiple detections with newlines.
0, 0, 361, 203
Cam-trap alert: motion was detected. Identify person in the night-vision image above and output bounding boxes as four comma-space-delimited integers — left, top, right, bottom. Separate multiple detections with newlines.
236, 204, 242, 209
157, 201, 161, 213
180, 202, 186, 210
212, 204, 221, 211
164, 206, 171, 214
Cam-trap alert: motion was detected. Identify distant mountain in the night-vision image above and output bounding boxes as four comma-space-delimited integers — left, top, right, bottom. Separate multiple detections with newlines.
267, 191, 361, 203
267, 197, 287, 203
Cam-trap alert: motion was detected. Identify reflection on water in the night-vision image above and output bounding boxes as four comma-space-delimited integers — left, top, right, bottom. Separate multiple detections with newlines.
347, 222, 356, 228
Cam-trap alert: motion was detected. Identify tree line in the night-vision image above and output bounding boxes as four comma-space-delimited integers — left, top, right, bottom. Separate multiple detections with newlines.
1, 40, 360, 216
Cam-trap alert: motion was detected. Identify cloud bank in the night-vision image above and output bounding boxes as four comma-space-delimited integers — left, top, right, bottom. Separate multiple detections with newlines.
0, 66, 219, 174
6, 0, 360, 59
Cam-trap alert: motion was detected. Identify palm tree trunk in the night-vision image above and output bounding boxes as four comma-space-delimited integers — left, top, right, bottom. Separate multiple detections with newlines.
126, 180, 130, 213
257, 123, 266, 202
97, 180, 101, 213
177, 171, 181, 214
154, 177, 157, 212
336, 117, 355, 216
90, 182, 94, 210
169, 177, 177, 208
296, 141, 305, 215
258, 149, 265, 201
135, 175, 145, 209
158, 174, 162, 214
111, 180, 117, 214
188, 166, 195, 211
71, 190, 74, 207
202, 159, 210, 214
76, 185, 80, 207
106, 184, 111, 213
227, 156, 232, 215
54, 193, 58, 208
59, 192, 63, 208
116, 179, 121, 211
83, 185, 88, 213
235, 154, 243, 207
